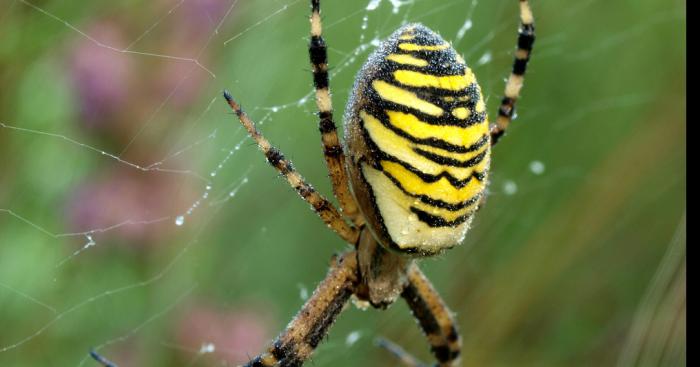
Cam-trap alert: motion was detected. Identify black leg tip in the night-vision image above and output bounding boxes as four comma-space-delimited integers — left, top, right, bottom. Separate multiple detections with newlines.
223, 89, 233, 102
89, 349, 117, 367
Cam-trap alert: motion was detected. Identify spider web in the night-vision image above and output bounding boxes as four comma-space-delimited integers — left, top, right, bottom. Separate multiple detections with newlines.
0, 0, 685, 366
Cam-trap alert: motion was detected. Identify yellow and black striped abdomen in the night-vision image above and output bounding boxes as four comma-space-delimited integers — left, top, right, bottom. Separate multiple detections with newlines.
344, 24, 490, 256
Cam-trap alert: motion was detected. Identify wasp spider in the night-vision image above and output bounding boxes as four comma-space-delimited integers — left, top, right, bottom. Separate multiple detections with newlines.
223, 1, 535, 366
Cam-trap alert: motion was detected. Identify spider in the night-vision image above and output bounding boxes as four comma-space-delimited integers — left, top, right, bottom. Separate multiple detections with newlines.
89, 0, 533, 366
222, 1, 534, 366
93, 1, 534, 366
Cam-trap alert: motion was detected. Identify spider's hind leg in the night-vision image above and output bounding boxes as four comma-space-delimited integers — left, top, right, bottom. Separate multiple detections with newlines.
243, 251, 359, 367
379, 263, 462, 367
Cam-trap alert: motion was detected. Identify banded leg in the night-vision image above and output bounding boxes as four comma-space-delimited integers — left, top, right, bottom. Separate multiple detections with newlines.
244, 251, 359, 367
401, 263, 462, 367
308, 0, 362, 226
224, 92, 359, 245
490, 0, 535, 145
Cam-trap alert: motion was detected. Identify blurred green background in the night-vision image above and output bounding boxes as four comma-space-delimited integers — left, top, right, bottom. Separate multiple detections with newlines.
0, 0, 685, 366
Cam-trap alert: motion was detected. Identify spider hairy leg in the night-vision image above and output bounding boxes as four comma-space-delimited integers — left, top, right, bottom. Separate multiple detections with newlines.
309, 0, 362, 226
490, 0, 535, 145
223, 91, 359, 245
243, 251, 359, 367
401, 263, 462, 367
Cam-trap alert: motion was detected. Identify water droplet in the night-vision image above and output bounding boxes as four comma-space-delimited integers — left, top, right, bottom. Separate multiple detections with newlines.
503, 180, 518, 195
210, 172, 217, 177
477, 51, 492, 65
456, 19, 473, 40
366, 0, 381, 11
199, 343, 215, 354
298, 284, 309, 300
175, 216, 185, 226
529, 160, 545, 175
345, 331, 362, 346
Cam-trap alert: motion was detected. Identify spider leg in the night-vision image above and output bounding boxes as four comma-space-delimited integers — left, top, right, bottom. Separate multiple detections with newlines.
243, 251, 359, 367
389, 263, 461, 367
224, 92, 359, 245
490, 0, 535, 145
308, 0, 362, 226
89, 349, 118, 367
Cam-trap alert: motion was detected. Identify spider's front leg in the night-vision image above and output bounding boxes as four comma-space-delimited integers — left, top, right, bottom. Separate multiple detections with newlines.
223, 92, 359, 245
308, 0, 362, 226
243, 251, 359, 367
490, 0, 535, 145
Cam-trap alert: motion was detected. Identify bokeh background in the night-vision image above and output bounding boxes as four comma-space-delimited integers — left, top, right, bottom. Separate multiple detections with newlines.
0, 0, 685, 366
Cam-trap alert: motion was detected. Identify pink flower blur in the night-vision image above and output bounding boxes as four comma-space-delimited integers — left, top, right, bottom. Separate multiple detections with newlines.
177, 303, 273, 364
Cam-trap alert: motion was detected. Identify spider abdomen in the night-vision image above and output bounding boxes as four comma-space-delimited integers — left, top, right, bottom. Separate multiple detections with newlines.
344, 24, 490, 256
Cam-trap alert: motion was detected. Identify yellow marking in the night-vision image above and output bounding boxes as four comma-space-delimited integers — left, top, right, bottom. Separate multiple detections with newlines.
381, 160, 485, 204
361, 163, 472, 250
475, 84, 486, 112
386, 54, 428, 67
399, 34, 415, 40
385, 110, 487, 147
372, 80, 443, 116
361, 111, 488, 181
451, 107, 470, 120
398, 42, 450, 52
475, 99, 486, 113
394, 69, 474, 91
442, 95, 471, 102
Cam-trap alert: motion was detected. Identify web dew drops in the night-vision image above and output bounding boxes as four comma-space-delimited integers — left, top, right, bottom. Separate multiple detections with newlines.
298, 283, 309, 301
345, 331, 362, 346
530, 160, 545, 175
503, 180, 518, 195
199, 342, 216, 354
175, 139, 246, 226
456, 19, 473, 41
477, 51, 492, 65
364, 0, 412, 15
366, 0, 381, 11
